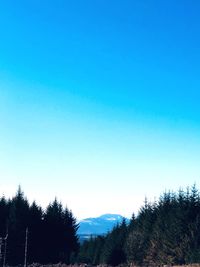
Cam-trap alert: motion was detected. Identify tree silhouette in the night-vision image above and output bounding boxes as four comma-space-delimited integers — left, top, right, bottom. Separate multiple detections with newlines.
77, 185, 200, 266
0, 187, 79, 265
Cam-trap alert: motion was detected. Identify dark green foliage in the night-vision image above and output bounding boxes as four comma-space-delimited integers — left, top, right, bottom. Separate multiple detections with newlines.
2, 185, 200, 266
77, 236, 103, 264
42, 199, 67, 263
42, 201, 79, 263
101, 219, 127, 266
8, 186, 30, 265
0, 196, 9, 236
77, 185, 200, 266
77, 220, 128, 266
64, 209, 80, 262
0, 186, 79, 265
28, 201, 43, 263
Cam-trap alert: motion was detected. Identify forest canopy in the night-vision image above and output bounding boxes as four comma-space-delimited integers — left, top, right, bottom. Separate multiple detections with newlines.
1, 185, 200, 266
0, 186, 79, 265
77, 185, 200, 266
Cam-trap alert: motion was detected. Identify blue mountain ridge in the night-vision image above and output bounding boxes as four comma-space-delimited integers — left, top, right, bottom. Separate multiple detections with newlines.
78, 214, 130, 237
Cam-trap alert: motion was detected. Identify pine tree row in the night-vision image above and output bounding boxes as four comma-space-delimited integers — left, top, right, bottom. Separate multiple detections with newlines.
77, 185, 200, 266
0, 187, 79, 265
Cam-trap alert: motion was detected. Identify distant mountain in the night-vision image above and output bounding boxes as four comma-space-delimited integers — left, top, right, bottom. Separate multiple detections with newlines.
78, 214, 130, 240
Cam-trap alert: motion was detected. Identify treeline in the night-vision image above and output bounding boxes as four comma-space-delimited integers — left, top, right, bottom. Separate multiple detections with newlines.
1, 185, 200, 266
77, 185, 200, 266
0, 187, 79, 265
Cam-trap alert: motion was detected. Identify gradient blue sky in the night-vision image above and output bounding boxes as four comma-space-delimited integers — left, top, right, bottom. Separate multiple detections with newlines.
0, 0, 200, 219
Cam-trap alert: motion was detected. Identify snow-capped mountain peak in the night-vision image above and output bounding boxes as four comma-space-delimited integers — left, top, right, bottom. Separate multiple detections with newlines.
78, 213, 129, 237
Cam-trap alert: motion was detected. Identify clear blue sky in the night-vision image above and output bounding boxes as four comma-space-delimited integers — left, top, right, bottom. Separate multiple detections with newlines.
0, 0, 200, 219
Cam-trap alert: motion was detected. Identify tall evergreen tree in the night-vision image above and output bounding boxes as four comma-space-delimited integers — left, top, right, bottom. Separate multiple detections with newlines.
64, 209, 79, 263
0, 187, 79, 265
28, 201, 43, 263
0, 196, 9, 237
78, 185, 200, 267
7, 186, 30, 265
42, 199, 79, 263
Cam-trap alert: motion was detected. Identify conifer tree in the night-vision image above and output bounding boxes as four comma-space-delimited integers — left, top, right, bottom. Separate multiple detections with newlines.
8, 186, 30, 265
28, 201, 43, 263
0, 196, 9, 237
